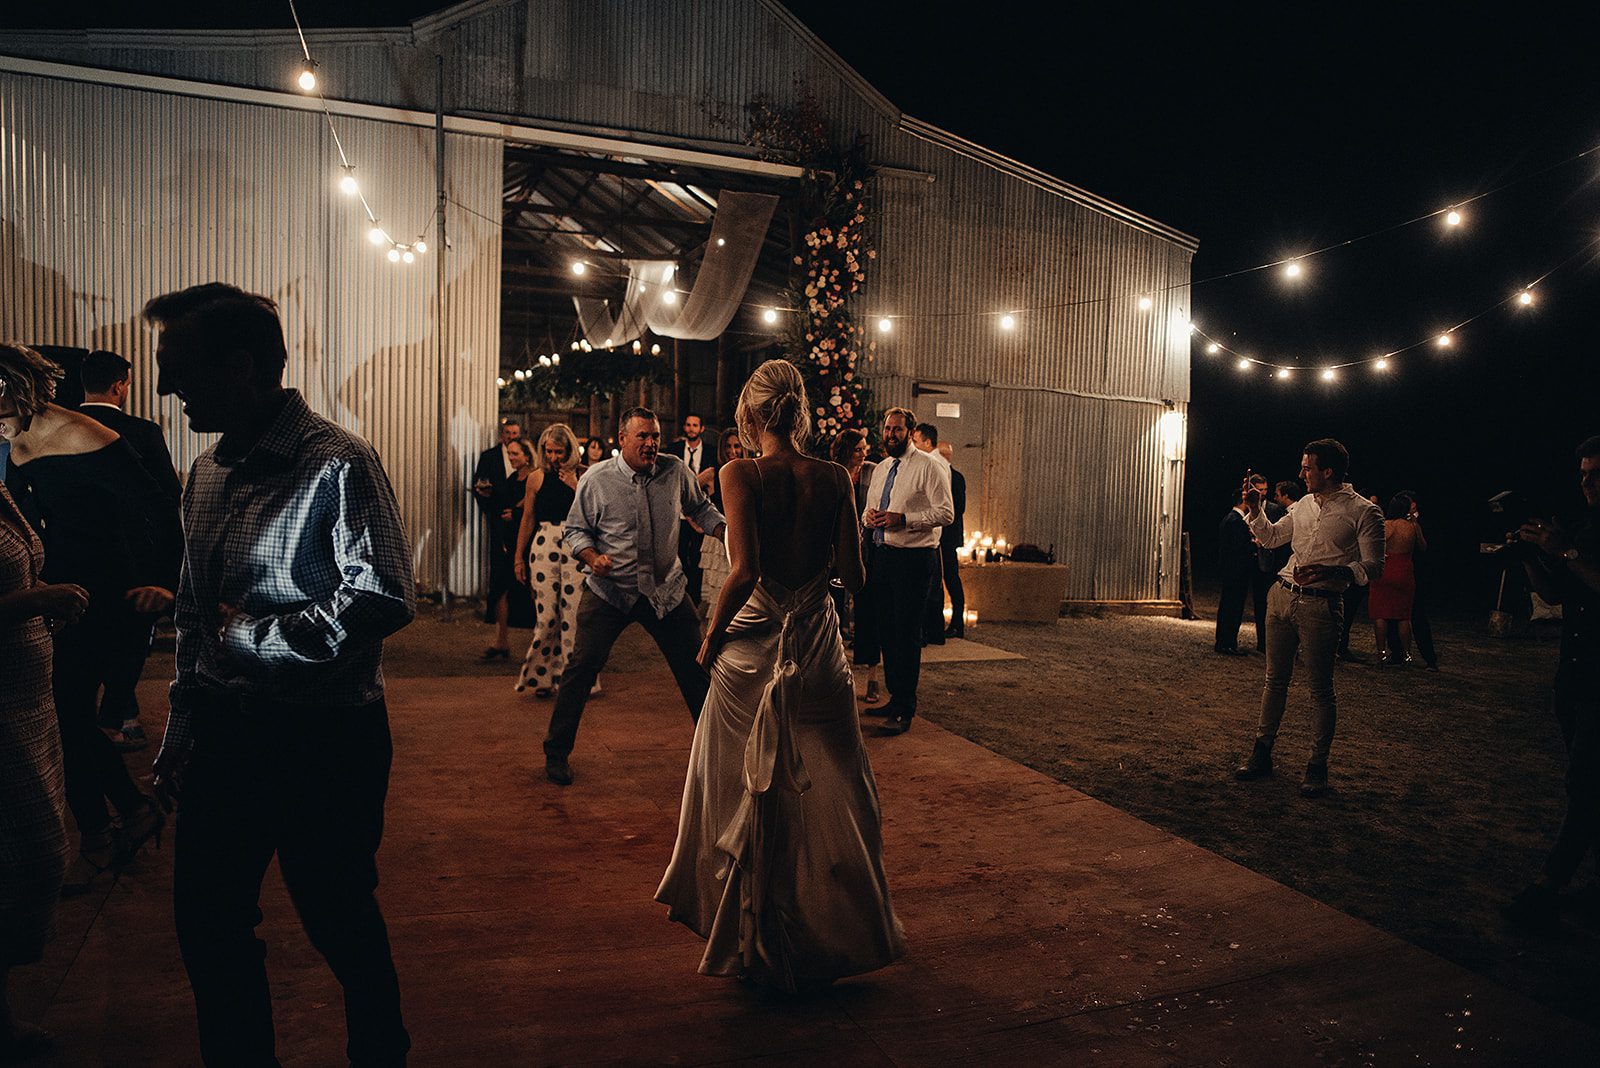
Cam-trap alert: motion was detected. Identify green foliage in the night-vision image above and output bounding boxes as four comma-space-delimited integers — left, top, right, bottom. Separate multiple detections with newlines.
499, 351, 672, 408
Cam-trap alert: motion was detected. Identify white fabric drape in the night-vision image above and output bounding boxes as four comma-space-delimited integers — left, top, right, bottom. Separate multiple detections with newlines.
573, 190, 779, 347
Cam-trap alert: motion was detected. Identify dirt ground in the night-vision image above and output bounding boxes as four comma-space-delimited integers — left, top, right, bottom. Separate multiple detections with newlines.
911, 599, 1600, 1031
148, 594, 1598, 1032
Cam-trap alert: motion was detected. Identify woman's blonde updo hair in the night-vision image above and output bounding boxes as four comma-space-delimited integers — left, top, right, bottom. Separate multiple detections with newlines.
735, 358, 811, 454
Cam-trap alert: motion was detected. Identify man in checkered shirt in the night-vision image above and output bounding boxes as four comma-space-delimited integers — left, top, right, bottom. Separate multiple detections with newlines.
146, 283, 414, 1066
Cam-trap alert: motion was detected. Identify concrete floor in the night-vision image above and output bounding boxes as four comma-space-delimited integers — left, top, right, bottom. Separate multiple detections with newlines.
14, 653, 1596, 1065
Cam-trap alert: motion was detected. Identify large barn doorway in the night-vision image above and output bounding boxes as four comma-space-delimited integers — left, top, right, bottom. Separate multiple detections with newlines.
498, 142, 798, 446
913, 382, 987, 538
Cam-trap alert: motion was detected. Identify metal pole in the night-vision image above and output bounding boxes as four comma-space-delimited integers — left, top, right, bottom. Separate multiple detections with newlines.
434, 53, 451, 610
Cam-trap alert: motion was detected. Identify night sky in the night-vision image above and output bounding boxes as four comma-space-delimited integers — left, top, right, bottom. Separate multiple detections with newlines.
8, 1, 1600, 594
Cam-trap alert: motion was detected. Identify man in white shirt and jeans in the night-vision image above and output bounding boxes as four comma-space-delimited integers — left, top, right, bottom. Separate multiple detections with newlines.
1234, 438, 1385, 797
862, 407, 955, 735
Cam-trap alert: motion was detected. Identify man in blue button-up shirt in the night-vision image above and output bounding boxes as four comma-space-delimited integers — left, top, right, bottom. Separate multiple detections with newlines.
543, 406, 725, 785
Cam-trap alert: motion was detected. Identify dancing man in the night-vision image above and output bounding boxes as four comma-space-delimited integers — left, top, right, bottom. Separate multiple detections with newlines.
1234, 438, 1384, 797
542, 407, 725, 786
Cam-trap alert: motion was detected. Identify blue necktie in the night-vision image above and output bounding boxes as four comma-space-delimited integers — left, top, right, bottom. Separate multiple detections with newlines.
874, 459, 900, 546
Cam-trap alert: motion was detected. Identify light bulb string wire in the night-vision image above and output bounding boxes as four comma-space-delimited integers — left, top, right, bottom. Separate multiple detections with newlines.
1198, 235, 1600, 373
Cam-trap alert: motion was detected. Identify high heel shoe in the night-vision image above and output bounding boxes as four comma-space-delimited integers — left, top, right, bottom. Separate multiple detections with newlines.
114, 799, 166, 866
61, 829, 117, 897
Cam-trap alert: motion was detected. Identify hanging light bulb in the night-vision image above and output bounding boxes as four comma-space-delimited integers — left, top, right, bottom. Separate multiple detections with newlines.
413, 239, 428, 255
386, 248, 400, 263
1283, 260, 1303, 279
999, 314, 1016, 331
1236, 358, 1251, 371
632, 340, 642, 353
551, 353, 560, 366
603, 337, 614, 348
367, 225, 386, 246
1445, 208, 1462, 227
1205, 343, 1220, 355
570, 340, 581, 352
580, 340, 592, 353
1137, 295, 1153, 311
1186, 320, 1198, 334
571, 261, 587, 276
1277, 368, 1292, 379
295, 62, 318, 93
495, 376, 506, 388
338, 170, 359, 197
1374, 358, 1390, 371
762, 308, 779, 324
402, 249, 415, 264
1517, 288, 1534, 306
539, 355, 552, 367
512, 369, 526, 381
877, 317, 893, 333
716, 237, 726, 247
1321, 368, 1337, 381
1436, 333, 1453, 348
650, 344, 661, 356
661, 290, 677, 305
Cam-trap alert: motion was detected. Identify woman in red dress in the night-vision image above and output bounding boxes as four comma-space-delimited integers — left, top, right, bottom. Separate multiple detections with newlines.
1369, 493, 1427, 664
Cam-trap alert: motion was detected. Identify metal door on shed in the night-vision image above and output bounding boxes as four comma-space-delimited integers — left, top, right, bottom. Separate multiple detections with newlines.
911, 382, 984, 541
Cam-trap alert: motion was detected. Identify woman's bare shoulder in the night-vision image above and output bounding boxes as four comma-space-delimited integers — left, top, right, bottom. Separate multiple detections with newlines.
36, 405, 119, 456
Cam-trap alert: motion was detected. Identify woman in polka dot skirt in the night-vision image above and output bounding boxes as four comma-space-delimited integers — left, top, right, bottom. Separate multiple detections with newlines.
514, 423, 588, 697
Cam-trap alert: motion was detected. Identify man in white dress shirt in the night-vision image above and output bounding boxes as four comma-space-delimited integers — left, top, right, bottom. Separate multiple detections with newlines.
862, 407, 955, 735
1234, 438, 1384, 797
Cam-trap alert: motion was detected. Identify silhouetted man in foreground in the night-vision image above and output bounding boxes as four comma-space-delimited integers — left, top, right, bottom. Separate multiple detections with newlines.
148, 283, 414, 1066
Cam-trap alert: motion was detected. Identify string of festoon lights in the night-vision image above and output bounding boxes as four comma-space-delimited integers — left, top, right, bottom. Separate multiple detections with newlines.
527, 134, 1600, 386
286, 0, 433, 265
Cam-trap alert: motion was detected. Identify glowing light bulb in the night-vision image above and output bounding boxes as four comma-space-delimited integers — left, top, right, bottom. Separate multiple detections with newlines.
386, 248, 400, 263
296, 65, 317, 93
495, 376, 506, 388
401, 249, 415, 264
413, 240, 427, 255
570, 341, 581, 352
1445, 209, 1462, 226
603, 338, 614, 348
571, 261, 587, 276
1137, 296, 1153, 311
512, 369, 526, 381
367, 226, 385, 246
339, 172, 359, 197
716, 238, 726, 247
762, 308, 779, 324
1374, 358, 1389, 371
1206, 343, 1220, 354
661, 290, 677, 305
632, 340, 642, 354
650, 344, 661, 356
1236, 358, 1251, 370
1186, 320, 1197, 334
1321, 368, 1336, 381
551, 353, 560, 365
877, 317, 893, 333
1517, 289, 1534, 306
999, 314, 1016, 331
1284, 261, 1302, 279
539, 355, 552, 367
1277, 368, 1291, 379
1436, 333, 1452, 348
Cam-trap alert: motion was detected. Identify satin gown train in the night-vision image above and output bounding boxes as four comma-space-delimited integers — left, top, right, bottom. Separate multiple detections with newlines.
656, 571, 904, 991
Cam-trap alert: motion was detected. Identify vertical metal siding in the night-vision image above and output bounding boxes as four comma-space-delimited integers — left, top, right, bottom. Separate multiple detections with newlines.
0, 70, 501, 595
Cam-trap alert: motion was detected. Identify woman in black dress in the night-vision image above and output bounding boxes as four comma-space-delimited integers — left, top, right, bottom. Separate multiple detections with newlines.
0, 343, 176, 894
514, 424, 585, 696
695, 427, 745, 613
481, 438, 535, 657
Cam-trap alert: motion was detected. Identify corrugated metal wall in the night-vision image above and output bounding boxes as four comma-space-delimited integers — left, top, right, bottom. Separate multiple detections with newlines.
1, 0, 1194, 601
0, 68, 502, 595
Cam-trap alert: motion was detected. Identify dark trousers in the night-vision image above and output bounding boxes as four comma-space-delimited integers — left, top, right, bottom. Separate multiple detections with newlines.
1215, 573, 1250, 651
852, 542, 881, 667
923, 544, 965, 640
875, 545, 938, 720
678, 522, 704, 605
1250, 569, 1274, 650
174, 695, 409, 1067
1545, 690, 1600, 887
544, 589, 708, 760
52, 610, 148, 835
97, 612, 157, 728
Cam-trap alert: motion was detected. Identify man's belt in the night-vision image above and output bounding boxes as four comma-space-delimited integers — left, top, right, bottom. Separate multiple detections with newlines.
1278, 577, 1341, 599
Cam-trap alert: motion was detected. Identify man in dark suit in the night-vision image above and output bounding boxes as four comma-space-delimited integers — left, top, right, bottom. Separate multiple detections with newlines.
79, 349, 184, 750
664, 413, 713, 604
472, 417, 522, 657
1215, 491, 1256, 654
912, 425, 964, 643
1248, 475, 1294, 652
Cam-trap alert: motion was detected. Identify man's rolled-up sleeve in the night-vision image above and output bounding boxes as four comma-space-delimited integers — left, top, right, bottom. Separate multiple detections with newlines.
1246, 507, 1292, 549
221, 453, 415, 667
1349, 502, 1386, 586
563, 479, 600, 562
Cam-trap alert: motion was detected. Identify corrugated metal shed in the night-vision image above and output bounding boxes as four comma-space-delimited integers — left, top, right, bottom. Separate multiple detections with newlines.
0, 0, 1193, 603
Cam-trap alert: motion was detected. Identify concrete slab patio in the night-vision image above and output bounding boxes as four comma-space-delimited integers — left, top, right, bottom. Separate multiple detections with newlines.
13, 662, 1593, 1065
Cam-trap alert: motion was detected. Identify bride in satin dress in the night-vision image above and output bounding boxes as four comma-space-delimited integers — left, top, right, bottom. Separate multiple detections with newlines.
656, 359, 905, 990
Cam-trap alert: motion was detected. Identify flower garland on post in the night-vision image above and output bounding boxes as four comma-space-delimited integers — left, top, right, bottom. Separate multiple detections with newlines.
737, 89, 877, 453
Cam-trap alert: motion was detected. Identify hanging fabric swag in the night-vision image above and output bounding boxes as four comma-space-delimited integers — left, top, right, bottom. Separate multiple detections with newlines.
574, 190, 779, 347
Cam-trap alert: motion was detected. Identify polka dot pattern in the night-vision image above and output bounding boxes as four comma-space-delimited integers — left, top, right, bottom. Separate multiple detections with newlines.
516, 521, 584, 694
